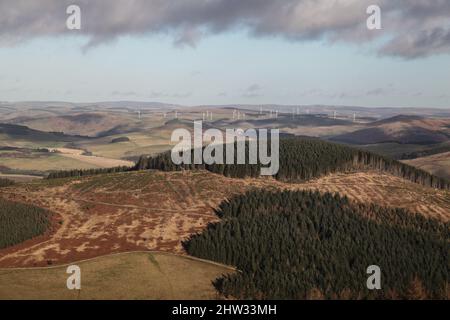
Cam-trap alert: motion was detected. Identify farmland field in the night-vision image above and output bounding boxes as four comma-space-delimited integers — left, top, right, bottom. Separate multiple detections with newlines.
0, 252, 233, 300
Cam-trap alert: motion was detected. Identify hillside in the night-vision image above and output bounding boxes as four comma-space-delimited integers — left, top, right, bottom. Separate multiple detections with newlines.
330, 116, 450, 145
0, 123, 87, 147
136, 137, 450, 189
1, 133, 449, 300
1, 169, 448, 268
403, 152, 450, 180
13, 113, 137, 137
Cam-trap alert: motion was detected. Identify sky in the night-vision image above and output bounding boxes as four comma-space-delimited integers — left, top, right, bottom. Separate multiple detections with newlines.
0, 0, 449, 108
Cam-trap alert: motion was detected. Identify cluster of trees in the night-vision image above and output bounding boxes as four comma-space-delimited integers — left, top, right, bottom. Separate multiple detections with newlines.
135, 143, 263, 178
0, 199, 51, 249
111, 137, 131, 144
184, 190, 448, 299
135, 137, 450, 189
0, 178, 14, 188
352, 149, 449, 189
46, 166, 132, 179
399, 144, 450, 160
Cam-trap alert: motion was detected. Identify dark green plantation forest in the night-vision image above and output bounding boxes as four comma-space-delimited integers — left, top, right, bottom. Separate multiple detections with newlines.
184, 190, 449, 299
45, 137, 450, 190
0, 199, 52, 249
136, 138, 450, 189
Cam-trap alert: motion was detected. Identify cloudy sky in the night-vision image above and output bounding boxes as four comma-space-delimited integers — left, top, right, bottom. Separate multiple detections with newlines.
0, 0, 449, 107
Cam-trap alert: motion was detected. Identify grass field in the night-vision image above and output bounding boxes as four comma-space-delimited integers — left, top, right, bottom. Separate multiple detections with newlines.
0, 153, 103, 172
0, 135, 68, 149
0, 252, 233, 300
75, 131, 173, 160
48, 148, 134, 168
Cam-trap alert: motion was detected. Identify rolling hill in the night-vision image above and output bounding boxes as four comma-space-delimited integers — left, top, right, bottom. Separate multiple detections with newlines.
136, 137, 450, 189
330, 115, 450, 145
13, 113, 137, 137
0, 159, 448, 299
1, 168, 448, 267
0, 123, 88, 146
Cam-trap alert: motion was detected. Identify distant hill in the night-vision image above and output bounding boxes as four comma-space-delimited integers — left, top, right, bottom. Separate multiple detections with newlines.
330, 115, 450, 145
13, 113, 132, 137
0, 123, 88, 143
369, 114, 425, 126
234, 114, 354, 128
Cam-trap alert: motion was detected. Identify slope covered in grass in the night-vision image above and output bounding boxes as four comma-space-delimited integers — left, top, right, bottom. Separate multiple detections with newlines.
0, 252, 232, 300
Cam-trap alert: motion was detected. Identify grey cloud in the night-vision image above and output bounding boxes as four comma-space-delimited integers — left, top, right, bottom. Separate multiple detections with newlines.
380, 27, 450, 59
247, 84, 262, 92
243, 84, 262, 98
0, 0, 449, 58
366, 88, 390, 96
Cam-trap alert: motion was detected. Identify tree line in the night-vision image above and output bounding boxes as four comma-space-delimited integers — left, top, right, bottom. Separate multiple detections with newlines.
46, 166, 132, 179
135, 137, 450, 189
184, 190, 449, 299
399, 144, 450, 160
